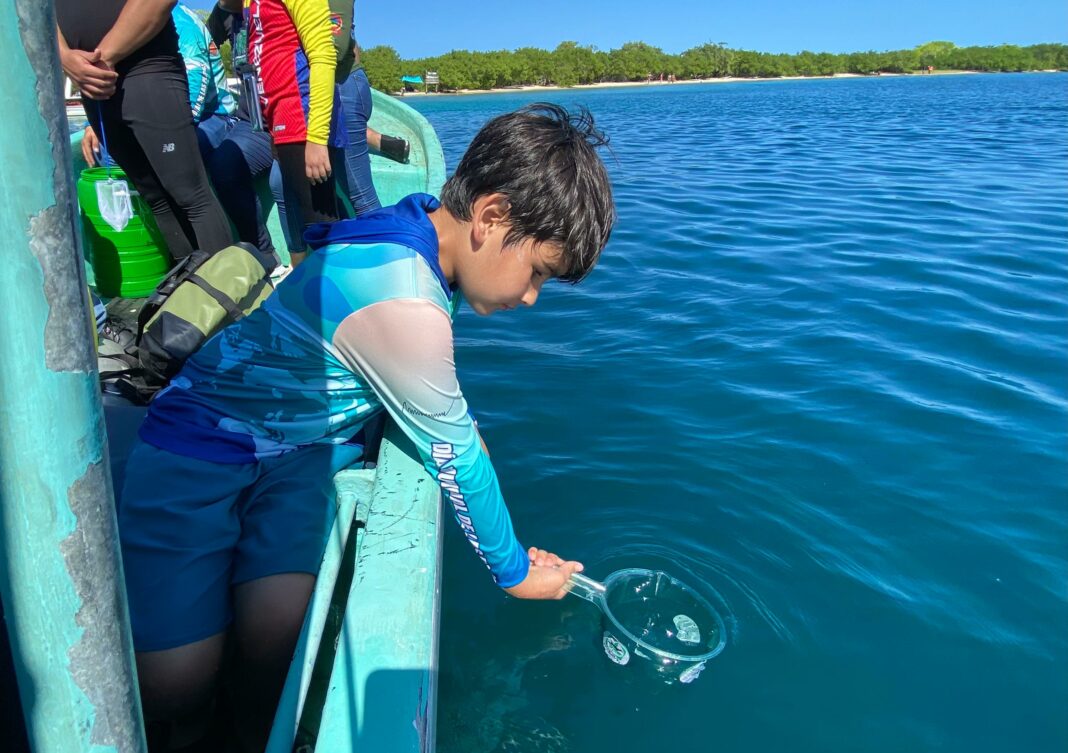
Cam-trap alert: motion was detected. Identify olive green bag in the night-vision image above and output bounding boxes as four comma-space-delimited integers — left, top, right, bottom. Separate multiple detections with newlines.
136, 242, 276, 385
99, 243, 277, 403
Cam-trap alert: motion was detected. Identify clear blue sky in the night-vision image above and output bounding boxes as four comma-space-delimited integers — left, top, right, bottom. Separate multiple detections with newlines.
185, 0, 1068, 58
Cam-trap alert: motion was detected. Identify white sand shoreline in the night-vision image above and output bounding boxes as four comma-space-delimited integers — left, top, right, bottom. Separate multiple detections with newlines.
399, 69, 1062, 98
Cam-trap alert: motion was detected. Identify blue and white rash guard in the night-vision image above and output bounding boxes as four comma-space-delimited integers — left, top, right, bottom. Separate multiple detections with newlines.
139, 194, 529, 588
173, 3, 237, 122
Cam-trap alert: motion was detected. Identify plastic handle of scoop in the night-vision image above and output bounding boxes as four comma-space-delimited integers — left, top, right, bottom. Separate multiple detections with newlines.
567, 572, 607, 604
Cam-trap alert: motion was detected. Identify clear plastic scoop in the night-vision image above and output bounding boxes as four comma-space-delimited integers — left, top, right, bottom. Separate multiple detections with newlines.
92, 106, 133, 232
96, 177, 133, 232
567, 569, 726, 683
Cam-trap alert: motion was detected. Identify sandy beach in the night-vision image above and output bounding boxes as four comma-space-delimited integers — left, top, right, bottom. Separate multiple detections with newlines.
400, 69, 988, 97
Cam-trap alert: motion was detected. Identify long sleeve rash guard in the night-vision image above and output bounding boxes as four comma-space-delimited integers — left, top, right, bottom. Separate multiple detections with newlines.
172, 4, 236, 122
139, 194, 530, 588
246, 0, 337, 144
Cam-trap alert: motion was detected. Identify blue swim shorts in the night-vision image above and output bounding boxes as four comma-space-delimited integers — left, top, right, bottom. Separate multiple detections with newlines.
118, 439, 363, 652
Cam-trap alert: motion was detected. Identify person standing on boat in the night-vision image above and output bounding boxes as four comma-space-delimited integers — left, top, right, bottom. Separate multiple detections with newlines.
258, 1, 404, 263
56, 0, 234, 260
217, 0, 348, 267
321, 2, 380, 215
117, 103, 615, 751
176, 2, 278, 260
83, 2, 280, 260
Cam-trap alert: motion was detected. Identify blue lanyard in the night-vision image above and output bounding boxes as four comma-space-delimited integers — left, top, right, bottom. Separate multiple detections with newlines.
95, 102, 112, 178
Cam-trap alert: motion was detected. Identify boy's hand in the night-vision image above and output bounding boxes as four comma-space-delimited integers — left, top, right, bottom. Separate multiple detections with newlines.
305, 142, 332, 184
504, 547, 584, 600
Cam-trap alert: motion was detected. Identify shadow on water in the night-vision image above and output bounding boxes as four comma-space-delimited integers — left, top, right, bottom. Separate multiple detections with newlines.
436, 581, 739, 753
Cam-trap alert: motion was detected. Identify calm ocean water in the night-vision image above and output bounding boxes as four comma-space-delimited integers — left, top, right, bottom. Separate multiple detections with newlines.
407, 73, 1068, 753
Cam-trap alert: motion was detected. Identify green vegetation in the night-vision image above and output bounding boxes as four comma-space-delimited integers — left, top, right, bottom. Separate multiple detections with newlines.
219, 40, 234, 78
361, 41, 1068, 92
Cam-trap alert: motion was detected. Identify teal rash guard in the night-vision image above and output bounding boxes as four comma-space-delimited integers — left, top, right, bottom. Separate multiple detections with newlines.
172, 3, 236, 121
139, 194, 530, 588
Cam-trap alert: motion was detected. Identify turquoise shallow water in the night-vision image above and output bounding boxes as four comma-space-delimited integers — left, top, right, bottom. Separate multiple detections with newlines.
407, 73, 1068, 753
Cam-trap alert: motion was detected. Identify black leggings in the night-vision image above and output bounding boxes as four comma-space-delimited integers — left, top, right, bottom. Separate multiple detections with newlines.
274, 142, 342, 233
86, 61, 233, 260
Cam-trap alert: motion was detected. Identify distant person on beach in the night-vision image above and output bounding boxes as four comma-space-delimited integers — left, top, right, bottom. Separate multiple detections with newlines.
116, 103, 615, 751
83, 2, 278, 259
56, 0, 233, 260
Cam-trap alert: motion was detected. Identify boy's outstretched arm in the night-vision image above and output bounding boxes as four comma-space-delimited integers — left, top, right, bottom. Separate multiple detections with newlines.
333, 298, 579, 599
474, 430, 583, 599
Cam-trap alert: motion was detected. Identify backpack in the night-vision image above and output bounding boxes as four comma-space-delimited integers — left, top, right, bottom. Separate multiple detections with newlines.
99, 242, 277, 404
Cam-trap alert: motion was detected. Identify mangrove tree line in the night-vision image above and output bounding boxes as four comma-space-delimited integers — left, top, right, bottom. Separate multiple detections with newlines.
360, 40, 1068, 92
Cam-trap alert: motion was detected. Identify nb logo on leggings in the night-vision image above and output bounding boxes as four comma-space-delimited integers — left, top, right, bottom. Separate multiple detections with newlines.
162, 143, 176, 153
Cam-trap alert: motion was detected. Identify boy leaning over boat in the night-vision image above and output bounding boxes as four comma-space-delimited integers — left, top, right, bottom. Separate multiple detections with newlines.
118, 103, 616, 751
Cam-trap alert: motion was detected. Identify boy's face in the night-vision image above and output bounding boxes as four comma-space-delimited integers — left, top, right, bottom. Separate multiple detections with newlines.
458, 227, 562, 316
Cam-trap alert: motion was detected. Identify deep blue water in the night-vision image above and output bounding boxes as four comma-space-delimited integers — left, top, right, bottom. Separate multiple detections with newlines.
407, 73, 1068, 753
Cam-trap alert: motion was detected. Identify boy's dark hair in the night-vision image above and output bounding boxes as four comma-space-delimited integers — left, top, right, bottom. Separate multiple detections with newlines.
440, 103, 615, 283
